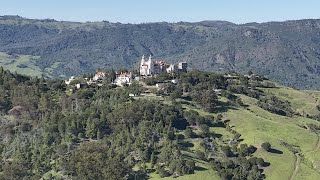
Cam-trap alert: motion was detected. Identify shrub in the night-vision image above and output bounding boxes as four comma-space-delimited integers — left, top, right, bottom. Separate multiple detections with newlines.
195, 150, 205, 160
256, 158, 265, 166
158, 167, 170, 178
221, 146, 232, 157
184, 127, 194, 138
261, 142, 271, 152
200, 124, 210, 136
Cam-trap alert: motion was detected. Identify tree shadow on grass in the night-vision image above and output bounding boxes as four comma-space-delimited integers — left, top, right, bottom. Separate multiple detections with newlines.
214, 106, 238, 114
147, 169, 156, 173
181, 96, 192, 101
178, 141, 194, 148
173, 118, 188, 130
180, 100, 194, 106
269, 148, 283, 154
211, 121, 226, 128
211, 133, 222, 138
194, 166, 207, 171
262, 162, 271, 167
182, 153, 207, 164
213, 101, 238, 113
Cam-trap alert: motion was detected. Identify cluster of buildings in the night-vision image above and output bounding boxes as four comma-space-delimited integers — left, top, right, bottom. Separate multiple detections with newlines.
65, 70, 133, 88
90, 71, 133, 87
140, 55, 187, 76
65, 55, 188, 88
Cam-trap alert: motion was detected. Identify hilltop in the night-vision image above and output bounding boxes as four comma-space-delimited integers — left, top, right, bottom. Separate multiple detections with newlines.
1, 16, 320, 89
1, 68, 320, 179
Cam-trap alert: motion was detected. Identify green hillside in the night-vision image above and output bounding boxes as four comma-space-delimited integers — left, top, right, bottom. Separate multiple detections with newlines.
0, 52, 52, 78
133, 74, 320, 179
1, 69, 320, 179
141, 85, 320, 180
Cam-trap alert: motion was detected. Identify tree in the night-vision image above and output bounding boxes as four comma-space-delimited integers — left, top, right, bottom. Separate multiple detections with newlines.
256, 158, 265, 166
191, 89, 218, 112
233, 133, 241, 140
200, 124, 210, 136
235, 97, 245, 106
221, 146, 232, 157
195, 150, 205, 160
67, 142, 132, 180
110, 69, 116, 81
150, 152, 157, 168
0, 161, 30, 180
184, 127, 194, 138
170, 88, 183, 100
168, 159, 195, 176
185, 160, 195, 174
239, 75, 249, 86
158, 166, 170, 178
261, 142, 271, 152
185, 112, 197, 126
128, 81, 143, 95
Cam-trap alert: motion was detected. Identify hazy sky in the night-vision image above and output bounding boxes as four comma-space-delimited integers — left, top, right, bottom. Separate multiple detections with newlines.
1, 0, 319, 24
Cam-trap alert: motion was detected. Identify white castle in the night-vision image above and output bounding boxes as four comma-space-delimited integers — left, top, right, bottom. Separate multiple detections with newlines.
140, 55, 154, 76
139, 55, 187, 76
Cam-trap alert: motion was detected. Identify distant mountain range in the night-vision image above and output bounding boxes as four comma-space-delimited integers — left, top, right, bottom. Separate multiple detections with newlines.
1, 15, 320, 89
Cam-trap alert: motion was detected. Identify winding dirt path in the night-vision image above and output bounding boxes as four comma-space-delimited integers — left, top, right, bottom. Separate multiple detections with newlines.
314, 137, 320, 152
305, 94, 320, 152
304, 123, 320, 153
289, 153, 301, 180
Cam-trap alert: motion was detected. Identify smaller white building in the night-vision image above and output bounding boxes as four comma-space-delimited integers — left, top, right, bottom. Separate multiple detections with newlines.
65, 76, 75, 85
115, 72, 132, 86
93, 71, 106, 81
166, 64, 176, 73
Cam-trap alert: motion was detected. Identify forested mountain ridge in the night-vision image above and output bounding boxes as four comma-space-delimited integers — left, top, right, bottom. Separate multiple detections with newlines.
1, 15, 320, 89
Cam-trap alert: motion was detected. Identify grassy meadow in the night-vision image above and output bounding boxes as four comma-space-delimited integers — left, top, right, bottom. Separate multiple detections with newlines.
144, 84, 320, 180
0, 52, 52, 77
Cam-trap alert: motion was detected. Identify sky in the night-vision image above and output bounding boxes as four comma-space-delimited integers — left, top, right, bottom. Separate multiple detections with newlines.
1, 0, 320, 24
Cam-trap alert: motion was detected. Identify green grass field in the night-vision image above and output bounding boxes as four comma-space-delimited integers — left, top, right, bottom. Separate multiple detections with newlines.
0, 52, 52, 77
227, 95, 320, 179
142, 84, 320, 180
259, 84, 320, 116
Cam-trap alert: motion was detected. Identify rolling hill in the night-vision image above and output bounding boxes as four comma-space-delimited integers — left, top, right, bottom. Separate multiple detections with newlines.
141, 82, 320, 180
1, 16, 320, 89
1, 68, 320, 179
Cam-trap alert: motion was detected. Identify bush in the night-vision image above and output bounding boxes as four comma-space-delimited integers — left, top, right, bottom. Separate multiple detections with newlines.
257, 96, 294, 117
256, 158, 265, 166
195, 150, 205, 160
158, 167, 170, 178
168, 159, 195, 176
200, 124, 210, 136
261, 142, 271, 152
221, 146, 232, 157
233, 133, 241, 140
184, 127, 194, 138
185, 160, 195, 174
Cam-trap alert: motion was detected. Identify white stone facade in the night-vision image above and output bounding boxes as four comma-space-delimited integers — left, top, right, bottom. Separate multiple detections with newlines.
139, 55, 187, 76
115, 72, 132, 86
140, 55, 154, 76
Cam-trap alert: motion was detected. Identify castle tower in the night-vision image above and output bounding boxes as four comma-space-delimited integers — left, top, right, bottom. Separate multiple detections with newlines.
140, 55, 145, 66
140, 55, 146, 76
147, 55, 154, 75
